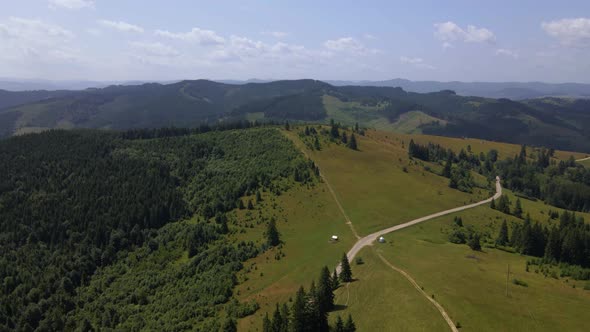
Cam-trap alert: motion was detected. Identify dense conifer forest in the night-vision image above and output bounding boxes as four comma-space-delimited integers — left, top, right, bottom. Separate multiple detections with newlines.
0, 127, 317, 330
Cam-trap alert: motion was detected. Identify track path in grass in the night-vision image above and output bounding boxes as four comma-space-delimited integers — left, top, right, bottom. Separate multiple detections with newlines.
330, 175, 502, 332
577, 156, 590, 161
286, 130, 502, 331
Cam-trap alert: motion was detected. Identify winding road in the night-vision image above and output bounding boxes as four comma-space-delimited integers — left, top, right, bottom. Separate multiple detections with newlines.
339, 176, 502, 270
330, 176, 502, 332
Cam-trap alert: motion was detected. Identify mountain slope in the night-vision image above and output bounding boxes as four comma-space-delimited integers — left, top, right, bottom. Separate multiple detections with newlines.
1, 79, 590, 152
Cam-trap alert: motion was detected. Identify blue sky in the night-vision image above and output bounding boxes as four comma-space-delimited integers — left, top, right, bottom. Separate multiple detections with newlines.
1, 0, 590, 82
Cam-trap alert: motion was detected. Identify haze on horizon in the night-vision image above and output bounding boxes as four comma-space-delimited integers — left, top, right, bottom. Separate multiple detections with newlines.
1, 0, 590, 83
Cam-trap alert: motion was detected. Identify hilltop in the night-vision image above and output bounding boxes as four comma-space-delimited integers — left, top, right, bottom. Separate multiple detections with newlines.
1, 79, 590, 152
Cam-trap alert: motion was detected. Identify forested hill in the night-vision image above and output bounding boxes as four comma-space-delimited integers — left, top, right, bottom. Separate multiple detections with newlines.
2, 79, 590, 152
0, 127, 318, 331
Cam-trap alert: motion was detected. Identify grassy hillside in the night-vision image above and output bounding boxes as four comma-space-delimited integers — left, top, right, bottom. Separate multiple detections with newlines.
235, 126, 590, 331
374, 203, 590, 331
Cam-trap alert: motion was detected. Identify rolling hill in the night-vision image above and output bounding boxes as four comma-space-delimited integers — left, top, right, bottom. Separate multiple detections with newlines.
1, 79, 590, 152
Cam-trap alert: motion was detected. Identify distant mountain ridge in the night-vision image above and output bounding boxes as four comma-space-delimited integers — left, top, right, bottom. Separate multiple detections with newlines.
1, 79, 590, 153
325, 79, 590, 99
4, 78, 590, 100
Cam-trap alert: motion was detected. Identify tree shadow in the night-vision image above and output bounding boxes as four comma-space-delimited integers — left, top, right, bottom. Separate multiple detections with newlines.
332, 304, 348, 312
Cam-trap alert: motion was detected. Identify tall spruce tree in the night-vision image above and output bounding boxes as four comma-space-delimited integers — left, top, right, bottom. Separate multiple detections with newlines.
332, 269, 340, 290
340, 253, 353, 282
344, 314, 357, 332
334, 316, 345, 332
291, 287, 306, 332
513, 198, 523, 218
341, 132, 348, 144
496, 220, 509, 246
347, 134, 358, 150
317, 266, 334, 313
266, 219, 280, 247
442, 156, 453, 178
271, 304, 282, 332
262, 313, 271, 332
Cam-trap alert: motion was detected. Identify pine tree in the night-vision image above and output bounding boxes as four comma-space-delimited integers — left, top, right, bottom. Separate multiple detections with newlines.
332, 269, 340, 290
271, 304, 282, 332
221, 318, 237, 332
291, 287, 306, 332
317, 266, 334, 314
334, 316, 345, 332
266, 219, 280, 247
330, 119, 339, 139
304, 126, 310, 136
340, 253, 352, 282
238, 199, 245, 210
408, 139, 416, 158
262, 313, 271, 332
341, 132, 348, 144
496, 219, 509, 246
344, 314, 356, 332
468, 234, 481, 251
544, 226, 561, 262
354, 122, 359, 133
285, 121, 290, 131
513, 198, 523, 218
280, 303, 290, 332
313, 136, 321, 150
490, 198, 496, 209
256, 190, 262, 203
347, 134, 357, 150
247, 199, 254, 210
442, 157, 452, 178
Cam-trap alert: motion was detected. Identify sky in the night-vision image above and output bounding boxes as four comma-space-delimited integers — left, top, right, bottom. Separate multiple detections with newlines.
1, 0, 590, 82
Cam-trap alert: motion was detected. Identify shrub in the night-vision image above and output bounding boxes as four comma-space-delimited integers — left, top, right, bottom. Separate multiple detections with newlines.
512, 279, 528, 287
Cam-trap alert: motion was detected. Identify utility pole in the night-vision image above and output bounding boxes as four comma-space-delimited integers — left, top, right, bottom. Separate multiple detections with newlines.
505, 264, 510, 297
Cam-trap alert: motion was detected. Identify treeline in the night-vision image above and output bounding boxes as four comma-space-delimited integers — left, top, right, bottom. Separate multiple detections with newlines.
494, 146, 590, 212
504, 211, 590, 269
410, 140, 590, 212
0, 128, 317, 331
408, 140, 478, 192
119, 119, 282, 140
261, 262, 356, 332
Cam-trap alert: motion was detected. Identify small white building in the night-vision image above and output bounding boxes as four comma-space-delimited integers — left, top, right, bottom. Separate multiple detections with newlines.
331, 235, 339, 241
378, 236, 385, 243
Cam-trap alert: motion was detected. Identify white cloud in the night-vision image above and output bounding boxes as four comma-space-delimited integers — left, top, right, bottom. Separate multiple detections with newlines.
323, 37, 379, 55
400, 56, 423, 64
542, 18, 590, 47
130, 42, 179, 57
495, 48, 519, 59
363, 33, 378, 40
442, 42, 454, 49
434, 21, 496, 44
261, 31, 288, 38
98, 20, 144, 33
155, 28, 225, 45
49, 0, 94, 10
0, 17, 81, 65
86, 28, 101, 36
400, 56, 435, 69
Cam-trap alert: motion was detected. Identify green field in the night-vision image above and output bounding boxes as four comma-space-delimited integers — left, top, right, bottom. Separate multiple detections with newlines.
323, 95, 446, 134
332, 247, 450, 331
236, 127, 590, 331
373, 204, 590, 331
235, 182, 356, 330
578, 158, 590, 168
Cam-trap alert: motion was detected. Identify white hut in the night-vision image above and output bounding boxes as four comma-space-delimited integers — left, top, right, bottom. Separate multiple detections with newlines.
331, 235, 339, 241
378, 236, 385, 243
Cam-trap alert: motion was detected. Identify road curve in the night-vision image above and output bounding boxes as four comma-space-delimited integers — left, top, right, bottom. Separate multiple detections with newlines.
577, 156, 590, 162
338, 176, 502, 273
